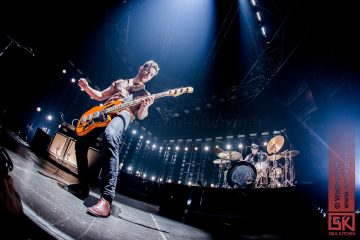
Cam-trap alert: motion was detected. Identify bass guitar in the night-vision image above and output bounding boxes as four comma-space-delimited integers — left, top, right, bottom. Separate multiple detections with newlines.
75, 86, 193, 136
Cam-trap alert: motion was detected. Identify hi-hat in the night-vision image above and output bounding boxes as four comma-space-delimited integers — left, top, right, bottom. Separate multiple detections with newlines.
217, 151, 241, 160
280, 150, 300, 158
214, 146, 224, 154
267, 154, 282, 161
213, 159, 230, 164
267, 135, 284, 154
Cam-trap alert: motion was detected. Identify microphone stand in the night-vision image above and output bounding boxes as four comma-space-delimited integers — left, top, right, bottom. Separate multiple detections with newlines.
0, 35, 35, 56
282, 129, 295, 186
0, 40, 13, 56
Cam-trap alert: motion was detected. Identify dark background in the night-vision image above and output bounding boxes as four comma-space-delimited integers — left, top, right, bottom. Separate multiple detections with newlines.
0, 0, 359, 185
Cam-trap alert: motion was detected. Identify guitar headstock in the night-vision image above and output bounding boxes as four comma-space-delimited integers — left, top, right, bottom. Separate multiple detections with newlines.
168, 87, 194, 97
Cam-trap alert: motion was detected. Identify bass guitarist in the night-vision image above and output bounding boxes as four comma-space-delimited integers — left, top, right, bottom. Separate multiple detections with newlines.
60, 60, 159, 217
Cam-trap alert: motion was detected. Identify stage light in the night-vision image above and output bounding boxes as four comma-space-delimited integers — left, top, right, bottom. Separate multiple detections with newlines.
159, 147, 163, 150
151, 176, 156, 181
71, 78, 76, 83
36, 107, 41, 112
188, 181, 192, 186
195, 107, 201, 111
140, 135, 144, 139
256, 12, 262, 21
238, 144, 243, 149
195, 147, 198, 151
167, 147, 171, 150
143, 174, 147, 178
167, 179, 172, 183
226, 144, 232, 150
152, 144, 156, 149
146, 140, 150, 144
132, 130, 137, 134
210, 184, 215, 187
185, 147, 188, 151
62, 69, 66, 74
127, 166, 132, 171
263, 142, 267, 146
178, 180, 181, 184
184, 109, 190, 114
251, 0, 256, 6
261, 26, 267, 37
46, 115, 53, 121
204, 146, 209, 151
159, 178, 163, 182
187, 198, 192, 206
175, 146, 180, 151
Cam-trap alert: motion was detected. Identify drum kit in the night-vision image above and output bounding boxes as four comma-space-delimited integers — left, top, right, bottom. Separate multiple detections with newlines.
213, 135, 299, 189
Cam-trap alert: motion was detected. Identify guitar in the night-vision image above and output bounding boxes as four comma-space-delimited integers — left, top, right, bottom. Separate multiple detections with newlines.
75, 86, 194, 136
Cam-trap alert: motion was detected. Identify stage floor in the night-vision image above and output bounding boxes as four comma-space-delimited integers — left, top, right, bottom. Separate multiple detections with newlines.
0, 126, 329, 240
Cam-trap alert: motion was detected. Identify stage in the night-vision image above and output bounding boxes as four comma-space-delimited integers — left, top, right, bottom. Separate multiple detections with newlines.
0, 126, 329, 239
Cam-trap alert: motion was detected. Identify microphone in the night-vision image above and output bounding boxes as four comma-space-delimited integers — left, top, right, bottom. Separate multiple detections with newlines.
59, 112, 65, 122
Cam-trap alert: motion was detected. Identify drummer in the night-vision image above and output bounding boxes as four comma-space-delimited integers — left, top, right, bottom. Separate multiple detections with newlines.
243, 143, 268, 165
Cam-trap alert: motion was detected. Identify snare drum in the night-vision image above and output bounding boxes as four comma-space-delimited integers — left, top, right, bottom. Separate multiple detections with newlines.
226, 161, 257, 189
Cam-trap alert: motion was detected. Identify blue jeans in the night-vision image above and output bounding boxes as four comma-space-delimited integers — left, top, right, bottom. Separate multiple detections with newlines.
75, 111, 131, 200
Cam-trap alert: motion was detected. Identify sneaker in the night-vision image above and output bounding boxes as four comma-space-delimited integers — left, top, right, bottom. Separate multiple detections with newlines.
58, 182, 89, 200
87, 197, 111, 217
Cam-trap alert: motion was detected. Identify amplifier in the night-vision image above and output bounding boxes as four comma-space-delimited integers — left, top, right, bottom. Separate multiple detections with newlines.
48, 132, 102, 175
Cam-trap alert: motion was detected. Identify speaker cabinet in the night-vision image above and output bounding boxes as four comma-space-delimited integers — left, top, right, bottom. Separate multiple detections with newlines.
48, 132, 70, 159
31, 128, 51, 157
48, 132, 103, 175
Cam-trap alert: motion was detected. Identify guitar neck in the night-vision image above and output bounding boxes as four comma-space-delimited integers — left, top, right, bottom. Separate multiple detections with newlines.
104, 91, 169, 114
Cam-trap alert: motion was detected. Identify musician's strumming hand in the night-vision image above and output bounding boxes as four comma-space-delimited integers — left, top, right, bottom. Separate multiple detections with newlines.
78, 78, 89, 90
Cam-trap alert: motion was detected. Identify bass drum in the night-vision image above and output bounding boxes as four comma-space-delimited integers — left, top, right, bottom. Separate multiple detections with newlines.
227, 161, 257, 189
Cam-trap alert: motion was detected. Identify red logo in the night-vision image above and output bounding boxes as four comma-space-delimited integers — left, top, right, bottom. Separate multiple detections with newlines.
328, 213, 355, 232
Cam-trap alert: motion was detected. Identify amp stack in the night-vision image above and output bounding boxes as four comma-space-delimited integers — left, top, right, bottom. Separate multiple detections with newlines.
47, 122, 102, 176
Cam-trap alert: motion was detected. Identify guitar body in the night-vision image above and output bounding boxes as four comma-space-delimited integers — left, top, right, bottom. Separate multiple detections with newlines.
76, 99, 124, 136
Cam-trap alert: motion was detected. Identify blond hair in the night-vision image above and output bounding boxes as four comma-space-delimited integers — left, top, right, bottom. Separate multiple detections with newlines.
143, 60, 160, 76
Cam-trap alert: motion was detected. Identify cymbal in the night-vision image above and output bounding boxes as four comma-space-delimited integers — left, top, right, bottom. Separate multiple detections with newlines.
267, 154, 282, 161
214, 146, 224, 154
217, 151, 241, 160
281, 150, 300, 158
267, 135, 284, 154
213, 159, 230, 164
